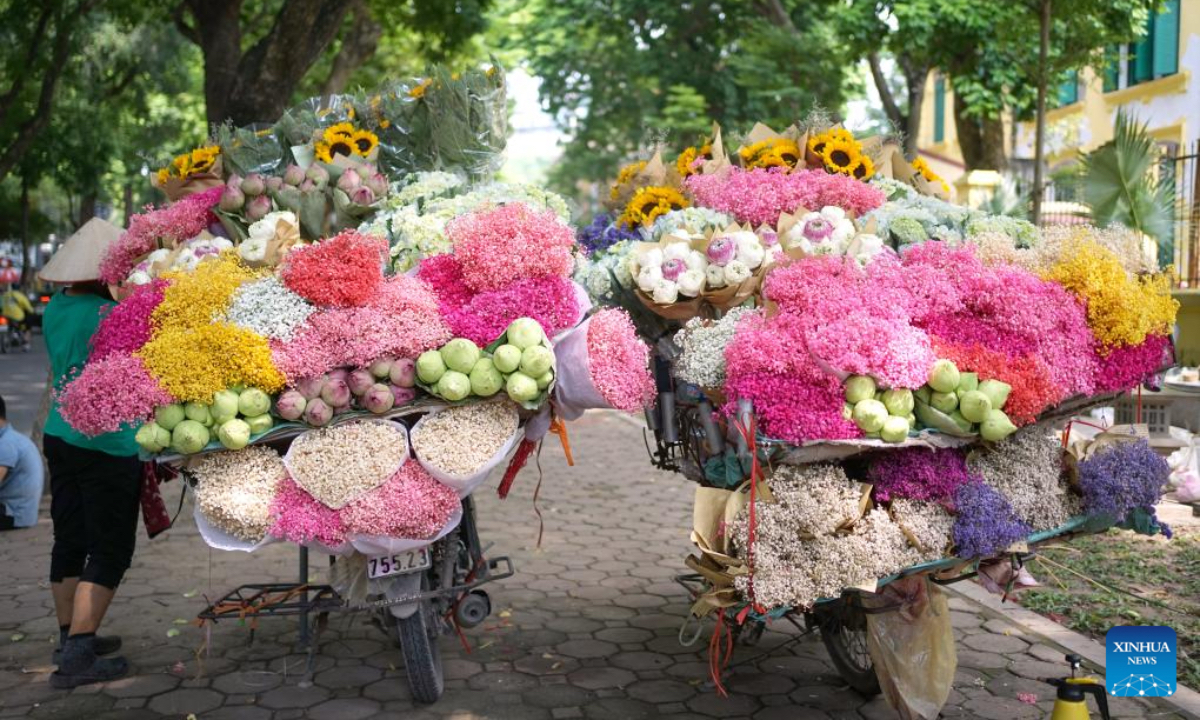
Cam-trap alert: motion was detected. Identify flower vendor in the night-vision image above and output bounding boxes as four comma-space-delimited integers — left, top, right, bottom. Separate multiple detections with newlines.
37, 219, 140, 689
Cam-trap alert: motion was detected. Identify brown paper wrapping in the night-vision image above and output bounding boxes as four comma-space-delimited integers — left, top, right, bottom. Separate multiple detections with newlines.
700, 122, 732, 176
735, 122, 808, 171
243, 216, 304, 269
607, 150, 673, 212
154, 157, 225, 203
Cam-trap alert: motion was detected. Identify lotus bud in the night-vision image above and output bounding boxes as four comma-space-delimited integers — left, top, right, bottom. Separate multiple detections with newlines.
265, 176, 284, 193
978, 379, 1012, 410
283, 164, 306, 186
360, 163, 377, 176
303, 398, 332, 427
389, 358, 416, 387
389, 385, 417, 406
336, 168, 362, 192
364, 172, 389, 197
369, 357, 394, 379
881, 388, 914, 417
362, 384, 395, 414
347, 368, 375, 396
298, 179, 316, 193
240, 173, 266, 196
844, 375, 876, 405
245, 194, 271, 221
349, 185, 376, 206
295, 376, 324, 400
852, 399, 888, 433
275, 390, 307, 421
219, 186, 245, 212
980, 409, 1017, 442
305, 164, 329, 186
226, 173, 243, 189
927, 359, 961, 393
880, 415, 910, 443
958, 390, 992, 424
321, 377, 351, 408
930, 390, 958, 414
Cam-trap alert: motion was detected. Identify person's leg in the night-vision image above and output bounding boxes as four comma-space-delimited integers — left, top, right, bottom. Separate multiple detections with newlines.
45, 436, 86, 628
51, 578, 78, 628
68, 583, 117, 634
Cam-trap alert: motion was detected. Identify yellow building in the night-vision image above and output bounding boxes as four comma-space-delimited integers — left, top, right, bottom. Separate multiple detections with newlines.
914, 0, 1195, 193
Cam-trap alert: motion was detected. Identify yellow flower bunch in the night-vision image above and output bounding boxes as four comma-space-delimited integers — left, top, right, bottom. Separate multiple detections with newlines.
155, 145, 221, 185
153, 253, 260, 333
409, 78, 432, 99
1043, 238, 1178, 351
675, 143, 712, 177
609, 160, 648, 201
315, 122, 378, 163
808, 129, 873, 180
138, 323, 284, 402
619, 186, 690, 228
739, 138, 801, 170
911, 157, 950, 194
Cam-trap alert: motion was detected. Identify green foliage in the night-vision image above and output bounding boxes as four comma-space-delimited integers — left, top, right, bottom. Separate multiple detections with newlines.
1082, 110, 1175, 256
509, 0, 851, 198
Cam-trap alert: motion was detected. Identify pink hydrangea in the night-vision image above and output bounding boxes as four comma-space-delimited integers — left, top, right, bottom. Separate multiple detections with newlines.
89, 279, 168, 361
447, 202, 575, 292
271, 275, 451, 381
586, 309, 655, 412
268, 477, 347, 547
722, 312, 860, 443
281, 230, 388, 307
685, 168, 885, 227
1093, 334, 1173, 393
902, 242, 1098, 399
420, 253, 581, 345
99, 187, 222, 285
58, 353, 173, 436
340, 462, 460, 538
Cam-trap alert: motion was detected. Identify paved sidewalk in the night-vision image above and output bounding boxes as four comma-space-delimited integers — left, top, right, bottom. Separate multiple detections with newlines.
0, 413, 1192, 719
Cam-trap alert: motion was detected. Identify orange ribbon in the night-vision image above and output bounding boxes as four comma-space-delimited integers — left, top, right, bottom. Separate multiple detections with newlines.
549, 416, 574, 466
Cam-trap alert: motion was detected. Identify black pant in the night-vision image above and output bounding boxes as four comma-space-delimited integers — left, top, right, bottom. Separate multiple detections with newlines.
44, 435, 140, 589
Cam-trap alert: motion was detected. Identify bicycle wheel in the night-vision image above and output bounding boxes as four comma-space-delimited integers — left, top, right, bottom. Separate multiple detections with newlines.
396, 596, 444, 704
818, 605, 881, 696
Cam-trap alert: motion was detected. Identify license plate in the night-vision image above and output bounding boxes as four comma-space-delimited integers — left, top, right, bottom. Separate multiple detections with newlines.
367, 547, 431, 580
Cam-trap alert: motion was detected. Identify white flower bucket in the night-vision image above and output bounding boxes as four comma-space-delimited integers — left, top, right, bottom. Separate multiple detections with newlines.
194, 506, 279, 553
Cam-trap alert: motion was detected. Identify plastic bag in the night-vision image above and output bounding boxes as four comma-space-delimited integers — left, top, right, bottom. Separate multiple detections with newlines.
410, 408, 521, 497
348, 504, 463, 556
552, 315, 610, 421
282, 419, 409, 509
194, 506, 278, 553
863, 576, 956, 720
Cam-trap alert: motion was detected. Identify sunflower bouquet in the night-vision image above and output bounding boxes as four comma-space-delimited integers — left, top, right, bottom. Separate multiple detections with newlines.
153, 145, 225, 201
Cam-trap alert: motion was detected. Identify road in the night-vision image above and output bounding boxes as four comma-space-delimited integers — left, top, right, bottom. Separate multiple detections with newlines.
0, 332, 49, 436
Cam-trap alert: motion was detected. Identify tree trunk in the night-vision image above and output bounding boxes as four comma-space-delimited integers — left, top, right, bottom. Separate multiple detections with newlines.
123, 182, 135, 227
320, 0, 381, 96
1031, 0, 1051, 225
953, 94, 1007, 171
902, 63, 928, 157
187, 0, 354, 126
78, 191, 97, 227
19, 177, 32, 287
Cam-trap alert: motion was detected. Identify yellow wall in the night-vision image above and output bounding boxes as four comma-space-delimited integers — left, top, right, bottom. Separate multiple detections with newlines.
915, 0, 1199, 173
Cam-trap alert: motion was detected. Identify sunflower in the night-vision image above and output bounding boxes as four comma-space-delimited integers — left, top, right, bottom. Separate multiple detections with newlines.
827, 127, 854, 142
170, 152, 192, 178
619, 186, 690, 228
409, 78, 432, 99
323, 135, 355, 160
609, 160, 648, 201
188, 145, 220, 175
675, 143, 712, 177
850, 154, 875, 181
323, 122, 355, 143
807, 132, 830, 158
314, 142, 333, 164
911, 157, 948, 192
350, 129, 378, 156
155, 167, 171, 185
821, 138, 860, 175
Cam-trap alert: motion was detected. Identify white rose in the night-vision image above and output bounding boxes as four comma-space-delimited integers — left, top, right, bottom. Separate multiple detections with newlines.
637, 264, 664, 293
677, 269, 705, 297
734, 234, 765, 269
684, 250, 708, 273
830, 218, 856, 246
146, 248, 170, 265
174, 248, 198, 271
820, 206, 847, 222
239, 238, 268, 263
637, 247, 663, 270
249, 211, 298, 244
662, 242, 691, 261
126, 270, 152, 285
847, 233, 885, 265
705, 264, 727, 288
652, 279, 679, 304
724, 260, 751, 285
211, 237, 234, 252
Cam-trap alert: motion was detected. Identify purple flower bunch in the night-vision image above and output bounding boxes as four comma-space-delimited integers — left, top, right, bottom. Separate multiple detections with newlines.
1077, 439, 1169, 521
951, 481, 1031, 559
577, 213, 639, 256
868, 447, 979, 502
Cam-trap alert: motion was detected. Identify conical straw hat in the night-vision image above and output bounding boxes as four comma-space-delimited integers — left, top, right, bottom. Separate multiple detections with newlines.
38, 218, 123, 283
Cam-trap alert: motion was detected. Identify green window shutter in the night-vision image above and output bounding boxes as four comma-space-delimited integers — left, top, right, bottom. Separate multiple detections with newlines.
934, 77, 945, 143
1129, 8, 1155, 85
1153, 0, 1180, 77
1057, 70, 1079, 105
1103, 45, 1120, 92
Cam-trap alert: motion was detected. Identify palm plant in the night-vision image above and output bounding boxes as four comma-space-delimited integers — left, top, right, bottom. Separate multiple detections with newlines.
1081, 110, 1175, 266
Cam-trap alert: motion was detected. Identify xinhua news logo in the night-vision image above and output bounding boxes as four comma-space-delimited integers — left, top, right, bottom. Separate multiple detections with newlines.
1106, 626, 1177, 697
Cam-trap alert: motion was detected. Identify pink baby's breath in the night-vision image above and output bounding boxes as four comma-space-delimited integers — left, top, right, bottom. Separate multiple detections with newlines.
268, 477, 348, 547
58, 353, 173, 436
586, 309, 655, 412
99, 187, 222, 285
1093, 334, 1173, 393
89, 279, 168, 361
447, 202, 575, 292
340, 462, 461, 539
685, 168, 885, 227
281, 231, 388, 307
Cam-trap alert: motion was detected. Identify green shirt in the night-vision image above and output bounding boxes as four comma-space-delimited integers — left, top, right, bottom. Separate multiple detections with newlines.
43, 290, 138, 458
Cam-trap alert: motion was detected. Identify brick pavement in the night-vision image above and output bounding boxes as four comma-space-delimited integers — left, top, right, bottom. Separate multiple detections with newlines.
0, 412, 1191, 719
